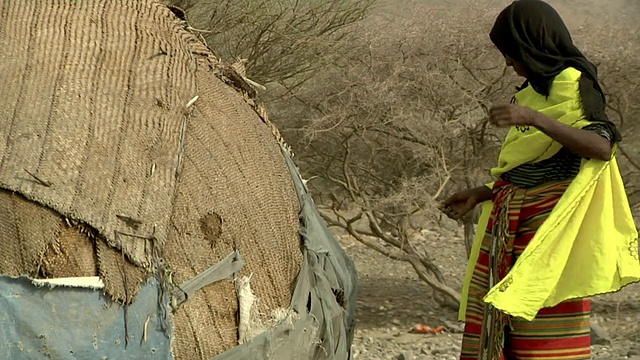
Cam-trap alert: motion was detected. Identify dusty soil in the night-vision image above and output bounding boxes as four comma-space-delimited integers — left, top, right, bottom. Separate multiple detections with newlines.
340, 226, 640, 360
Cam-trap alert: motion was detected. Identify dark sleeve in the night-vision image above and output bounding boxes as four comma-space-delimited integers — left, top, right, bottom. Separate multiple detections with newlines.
578, 75, 623, 143
582, 122, 618, 143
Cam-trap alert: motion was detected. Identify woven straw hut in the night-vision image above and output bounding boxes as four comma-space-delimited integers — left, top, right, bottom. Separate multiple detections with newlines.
0, 1, 356, 359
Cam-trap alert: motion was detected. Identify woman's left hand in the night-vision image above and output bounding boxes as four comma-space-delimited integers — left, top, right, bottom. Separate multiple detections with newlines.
488, 104, 538, 128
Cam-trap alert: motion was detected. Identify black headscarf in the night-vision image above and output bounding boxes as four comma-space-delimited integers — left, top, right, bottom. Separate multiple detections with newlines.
490, 0, 621, 142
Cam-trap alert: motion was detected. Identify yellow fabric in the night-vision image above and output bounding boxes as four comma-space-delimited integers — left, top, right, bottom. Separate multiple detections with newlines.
492, 67, 591, 176
458, 67, 640, 321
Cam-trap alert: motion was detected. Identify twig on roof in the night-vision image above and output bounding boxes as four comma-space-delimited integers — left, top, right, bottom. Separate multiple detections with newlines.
23, 168, 51, 187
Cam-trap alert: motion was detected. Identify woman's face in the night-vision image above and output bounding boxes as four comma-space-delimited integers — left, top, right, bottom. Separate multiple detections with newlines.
504, 55, 528, 78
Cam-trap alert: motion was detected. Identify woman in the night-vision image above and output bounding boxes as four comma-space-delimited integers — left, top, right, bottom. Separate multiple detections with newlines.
442, 1, 640, 359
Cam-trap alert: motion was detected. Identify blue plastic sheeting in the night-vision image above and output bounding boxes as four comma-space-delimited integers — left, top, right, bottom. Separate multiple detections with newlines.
0, 277, 172, 360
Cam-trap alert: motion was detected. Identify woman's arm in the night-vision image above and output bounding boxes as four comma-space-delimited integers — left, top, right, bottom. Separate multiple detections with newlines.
441, 186, 493, 220
530, 111, 612, 161
488, 104, 613, 161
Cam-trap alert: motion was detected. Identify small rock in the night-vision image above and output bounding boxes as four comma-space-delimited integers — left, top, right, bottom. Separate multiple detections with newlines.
352, 345, 366, 356
629, 347, 640, 356
445, 320, 465, 333
392, 318, 401, 325
589, 321, 611, 345
398, 350, 413, 360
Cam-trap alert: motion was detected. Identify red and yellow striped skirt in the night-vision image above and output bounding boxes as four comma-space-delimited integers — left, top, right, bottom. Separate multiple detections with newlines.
460, 180, 591, 360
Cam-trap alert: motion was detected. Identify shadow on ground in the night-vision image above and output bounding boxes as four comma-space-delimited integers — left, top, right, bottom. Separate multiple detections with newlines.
355, 273, 459, 330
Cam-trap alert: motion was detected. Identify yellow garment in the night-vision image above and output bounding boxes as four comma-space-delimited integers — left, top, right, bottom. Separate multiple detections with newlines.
459, 67, 640, 321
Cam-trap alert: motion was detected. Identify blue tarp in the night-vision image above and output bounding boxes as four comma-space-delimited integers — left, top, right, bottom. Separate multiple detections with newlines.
0, 277, 172, 359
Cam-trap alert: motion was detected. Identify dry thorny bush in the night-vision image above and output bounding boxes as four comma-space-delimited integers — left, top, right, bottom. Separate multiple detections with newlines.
269, 2, 640, 307
581, 25, 640, 204
268, 3, 519, 308
165, 0, 376, 88
168, 0, 640, 308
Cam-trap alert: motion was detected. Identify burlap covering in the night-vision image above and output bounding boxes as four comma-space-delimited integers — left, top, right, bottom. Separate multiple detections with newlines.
0, 189, 147, 304
165, 65, 302, 358
0, 190, 62, 276
0, 1, 303, 358
40, 225, 98, 279
0, 0, 196, 267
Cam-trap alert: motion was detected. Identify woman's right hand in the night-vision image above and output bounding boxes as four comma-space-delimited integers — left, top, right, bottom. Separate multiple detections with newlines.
440, 186, 492, 220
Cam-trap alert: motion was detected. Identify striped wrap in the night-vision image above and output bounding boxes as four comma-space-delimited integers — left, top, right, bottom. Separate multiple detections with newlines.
460, 180, 591, 360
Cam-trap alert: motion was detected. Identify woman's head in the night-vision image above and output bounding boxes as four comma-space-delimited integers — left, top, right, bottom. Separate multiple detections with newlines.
503, 55, 528, 78
490, 0, 620, 141
489, 0, 598, 94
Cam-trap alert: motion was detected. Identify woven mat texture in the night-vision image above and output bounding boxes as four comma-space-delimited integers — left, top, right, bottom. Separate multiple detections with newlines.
0, 1, 302, 358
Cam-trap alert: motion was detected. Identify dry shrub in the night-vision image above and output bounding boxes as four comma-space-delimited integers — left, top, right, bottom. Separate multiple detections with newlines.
267, 2, 518, 306
165, 0, 376, 86
578, 24, 640, 204
281, 2, 515, 198
269, 0, 640, 303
